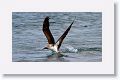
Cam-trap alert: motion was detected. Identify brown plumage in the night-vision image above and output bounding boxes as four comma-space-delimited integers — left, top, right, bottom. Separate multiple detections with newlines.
55, 21, 74, 50
42, 16, 74, 56
43, 17, 55, 44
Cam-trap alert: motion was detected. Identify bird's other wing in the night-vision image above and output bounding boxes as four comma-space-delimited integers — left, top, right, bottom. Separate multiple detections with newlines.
55, 20, 74, 50
42, 17, 55, 44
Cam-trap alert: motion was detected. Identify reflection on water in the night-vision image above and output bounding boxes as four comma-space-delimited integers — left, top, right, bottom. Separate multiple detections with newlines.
12, 12, 102, 62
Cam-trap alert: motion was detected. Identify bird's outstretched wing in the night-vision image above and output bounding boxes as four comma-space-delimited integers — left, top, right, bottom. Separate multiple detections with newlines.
43, 17, 55, 44
56, 20, 74, 50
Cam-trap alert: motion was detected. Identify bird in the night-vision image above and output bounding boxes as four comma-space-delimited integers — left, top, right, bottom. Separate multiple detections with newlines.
42, 16, 74, 57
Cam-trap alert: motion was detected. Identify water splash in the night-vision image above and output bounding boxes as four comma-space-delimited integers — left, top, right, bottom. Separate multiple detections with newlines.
64, 44, 78, 53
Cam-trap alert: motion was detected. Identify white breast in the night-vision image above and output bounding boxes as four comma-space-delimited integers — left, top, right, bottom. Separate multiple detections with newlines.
50, 45, 59, 53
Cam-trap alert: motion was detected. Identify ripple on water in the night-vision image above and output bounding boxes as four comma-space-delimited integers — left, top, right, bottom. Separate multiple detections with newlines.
12, 12, 102, 62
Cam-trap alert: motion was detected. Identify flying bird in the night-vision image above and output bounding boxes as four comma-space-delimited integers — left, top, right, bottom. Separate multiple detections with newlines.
42, 16, 74, 57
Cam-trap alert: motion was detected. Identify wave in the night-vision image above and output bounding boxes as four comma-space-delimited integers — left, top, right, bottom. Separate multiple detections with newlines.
61, 47, 102, 53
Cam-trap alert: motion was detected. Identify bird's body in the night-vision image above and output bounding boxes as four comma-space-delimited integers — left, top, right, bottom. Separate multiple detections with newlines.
42, 16, 74, 57
47, 44, 59, 53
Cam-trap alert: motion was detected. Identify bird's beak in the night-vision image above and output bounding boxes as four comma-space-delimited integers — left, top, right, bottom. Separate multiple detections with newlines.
42, 47, 48, 50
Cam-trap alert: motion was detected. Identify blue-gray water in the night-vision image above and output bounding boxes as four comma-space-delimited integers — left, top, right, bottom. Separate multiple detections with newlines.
12, 12, 102, 62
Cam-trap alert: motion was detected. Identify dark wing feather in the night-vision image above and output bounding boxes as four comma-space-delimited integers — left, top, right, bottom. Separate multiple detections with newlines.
43, 17, 55, 44
56, 20, 74, 49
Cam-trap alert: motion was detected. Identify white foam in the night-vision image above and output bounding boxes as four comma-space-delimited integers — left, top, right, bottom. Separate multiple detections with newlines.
64, 44, 78, 53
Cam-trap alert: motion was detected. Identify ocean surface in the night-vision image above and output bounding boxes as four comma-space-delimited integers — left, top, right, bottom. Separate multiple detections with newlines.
12, 12, 102, 62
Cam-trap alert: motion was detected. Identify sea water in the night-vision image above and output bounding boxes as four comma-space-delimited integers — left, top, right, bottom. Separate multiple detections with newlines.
12, 12, 102, 62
